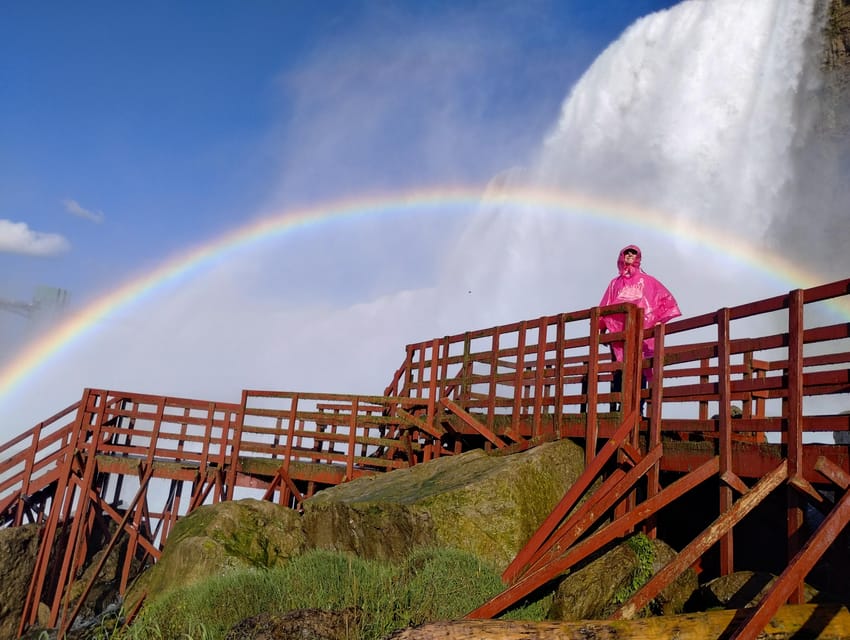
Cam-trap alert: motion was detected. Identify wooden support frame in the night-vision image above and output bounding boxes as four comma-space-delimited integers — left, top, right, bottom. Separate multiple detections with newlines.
1, 277, 848, 639
614, 460, 789, 620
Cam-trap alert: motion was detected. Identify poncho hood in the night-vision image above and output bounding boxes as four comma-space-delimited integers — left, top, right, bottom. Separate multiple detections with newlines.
617, 245, 642, 277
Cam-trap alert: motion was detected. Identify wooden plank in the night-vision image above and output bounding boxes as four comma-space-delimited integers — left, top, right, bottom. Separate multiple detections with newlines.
395, 604, 850, 640
718, 307, 733, 575
501, 408, 641, 584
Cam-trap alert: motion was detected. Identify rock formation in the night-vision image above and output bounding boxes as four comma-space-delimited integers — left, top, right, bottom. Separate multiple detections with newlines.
126, 498, 306, 611
549, 536, 697, 620
822, 0, 850, 135
0, 525, 40, 640
130, 438, 585, 611
303, 439, 586, 572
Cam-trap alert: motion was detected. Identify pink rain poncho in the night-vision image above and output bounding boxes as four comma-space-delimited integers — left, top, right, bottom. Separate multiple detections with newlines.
598, 245, 681, 379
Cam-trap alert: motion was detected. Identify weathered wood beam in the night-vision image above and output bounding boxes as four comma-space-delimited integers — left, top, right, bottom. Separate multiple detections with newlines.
614, 460, 788, 620
388, 604, 850, 640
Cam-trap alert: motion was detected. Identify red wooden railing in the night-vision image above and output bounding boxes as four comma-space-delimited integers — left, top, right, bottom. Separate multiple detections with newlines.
0, 277, 848, 639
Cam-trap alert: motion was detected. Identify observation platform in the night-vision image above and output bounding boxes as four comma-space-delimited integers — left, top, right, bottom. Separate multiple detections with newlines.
1, 277, 849, 639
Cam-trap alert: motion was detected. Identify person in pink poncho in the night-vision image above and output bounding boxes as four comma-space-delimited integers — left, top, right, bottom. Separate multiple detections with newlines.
599, 245, 681, 409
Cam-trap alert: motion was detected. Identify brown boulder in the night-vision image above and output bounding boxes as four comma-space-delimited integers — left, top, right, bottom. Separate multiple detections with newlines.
690, 571, 822, 610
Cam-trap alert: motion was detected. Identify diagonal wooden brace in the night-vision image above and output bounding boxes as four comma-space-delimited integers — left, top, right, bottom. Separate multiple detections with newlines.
58, 464, 155, 638
502, 408, 641, 583
440, 398, 505, 449
614, 459, 789, 620
620, 441, 643, 466
262, 465, 305, 507
720, 470, 750, 496
397, 407, 446, 439
524, 445, 663, 578
815, 455, 850, 490
468, 456, 719, 620
729, 477, 850, 640
789, 473, 825, 503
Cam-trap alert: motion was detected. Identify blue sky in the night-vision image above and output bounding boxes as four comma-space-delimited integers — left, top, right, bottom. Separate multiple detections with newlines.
4, 0, 849, 433
1, 1, 679, 309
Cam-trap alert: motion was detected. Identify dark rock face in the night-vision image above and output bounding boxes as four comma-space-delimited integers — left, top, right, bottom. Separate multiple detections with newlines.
822, 0, 850, 135
688, 571, 822, 611
0, 524, 41, 640
826, 0, 850, 70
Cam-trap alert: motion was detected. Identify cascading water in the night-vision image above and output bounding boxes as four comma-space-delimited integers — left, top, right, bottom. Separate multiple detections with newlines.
446, 0, 831, 331
537, 1, 818, 235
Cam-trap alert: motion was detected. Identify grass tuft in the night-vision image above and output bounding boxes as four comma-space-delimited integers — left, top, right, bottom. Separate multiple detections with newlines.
122, 548, 549, 640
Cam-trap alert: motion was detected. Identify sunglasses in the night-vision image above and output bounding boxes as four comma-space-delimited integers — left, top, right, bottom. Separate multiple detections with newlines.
623, 250, 638, 256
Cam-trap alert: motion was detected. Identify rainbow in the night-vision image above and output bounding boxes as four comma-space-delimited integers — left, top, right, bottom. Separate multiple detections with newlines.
0, 185, 843, 404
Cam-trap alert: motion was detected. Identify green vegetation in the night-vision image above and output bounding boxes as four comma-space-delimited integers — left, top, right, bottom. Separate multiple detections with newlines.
613, 533, 655, 606
122, 548, 550, 640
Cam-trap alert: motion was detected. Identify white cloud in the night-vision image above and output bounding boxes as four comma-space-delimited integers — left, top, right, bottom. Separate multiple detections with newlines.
63, 199, 105, 223
0, 219, 70, 256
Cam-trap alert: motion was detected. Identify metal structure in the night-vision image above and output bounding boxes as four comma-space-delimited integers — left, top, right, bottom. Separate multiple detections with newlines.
0, 286, 69, 321
0, 297, 38, 319
1, 277, 849, 638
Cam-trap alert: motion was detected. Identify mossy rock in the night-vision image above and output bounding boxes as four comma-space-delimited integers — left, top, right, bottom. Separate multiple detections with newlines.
549, 535, 697, 620
0, 524, 41, 640
127, 498, 305, 609
302, 438, 586, 571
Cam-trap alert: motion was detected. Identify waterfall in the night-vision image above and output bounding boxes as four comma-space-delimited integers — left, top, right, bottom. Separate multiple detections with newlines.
444, 0, 829, 328
538, 1, 818, 234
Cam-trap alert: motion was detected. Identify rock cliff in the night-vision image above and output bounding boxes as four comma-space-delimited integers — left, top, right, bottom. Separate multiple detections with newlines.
822, 0, 850, 135
0, 525, 40, 640
826, 0, 850, 69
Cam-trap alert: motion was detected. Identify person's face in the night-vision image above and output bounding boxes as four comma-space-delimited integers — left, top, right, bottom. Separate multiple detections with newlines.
623, 249, 637, 264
